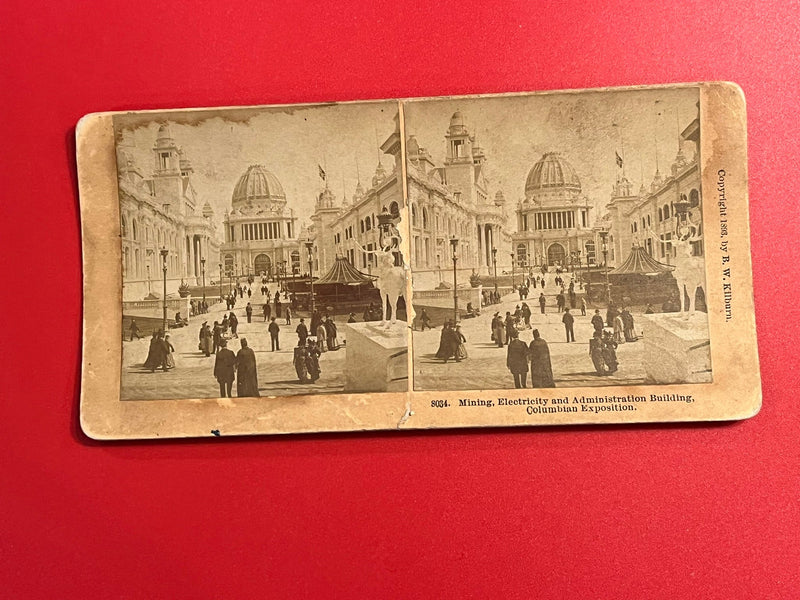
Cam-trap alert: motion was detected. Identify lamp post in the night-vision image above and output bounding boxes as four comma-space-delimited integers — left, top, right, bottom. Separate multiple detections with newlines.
510, 252, 515, 291
200, 257, 206, 312
218, 262, 223, 301
575, 249, 583, 290
305, 239, 315, 314
450, 236, 459, 323
491, 247, 498, 300
598, 230, 610, 304
160, 247, 168, 333
146, 264, 151, 294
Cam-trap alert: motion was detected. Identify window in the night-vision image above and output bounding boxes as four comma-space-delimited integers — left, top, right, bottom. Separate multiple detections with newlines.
422, 208, 428, 230
690, 189, 700, 207
411, 205, 418, 227
390, 201, 400, 220
159, 152, 170, 169
121, 216, 128, 238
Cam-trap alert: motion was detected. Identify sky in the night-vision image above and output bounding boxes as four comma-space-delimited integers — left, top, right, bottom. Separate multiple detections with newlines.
115, 86, 699, 235
115, 101, 398, 226
403, 86, 700, 223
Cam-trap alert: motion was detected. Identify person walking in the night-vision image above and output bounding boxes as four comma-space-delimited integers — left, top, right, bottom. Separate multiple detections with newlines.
268, 317, 280, 351
580, 297, 587, 317
295, 318, 309, 345
262, 302, 271, 322
229, 312, 239, 338
521, 303, 531, 328
506, 333, 529, 388
275, 292, 282, 319
504, 312, 517, 344
562, 308, 575, 343
529, 329, 555, 387
143, 331, 167, 373
539, 293, 546, 314
621, 308, 637, 342
316, 319, 327, 353
589, 330, 606, 375
613, 312, 624, 344
285, 306, 292, 326
491, 313, 505, 347
556, 291, 565, 313
309, 310, 321, 338
213, 339, 236, 397
602, 330, 619, 373
591, 309, 604, 333
129, 319, 141, 341
235, 338, 259, 397
293, 340, 309, 382
163, 334, 175, 369
454, 324, 467, 361
305, 339, 322, 383
420, 309, 432, 331
324, 316, 338, 351
245, 302, 253, 323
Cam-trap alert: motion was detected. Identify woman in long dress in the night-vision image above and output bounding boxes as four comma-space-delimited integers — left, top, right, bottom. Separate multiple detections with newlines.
316, 322, 327, 353
491, 314, 504, 347
602, 331, 619, 373
436, 322, 454, 360
143, 331, 165, 372
454, 324, 468, 360
293, 341, 309, 382
305, 339, 322, 383
621, 308, 637, 342
235, 338, 259, 396
613, 313, 625, 344
589, 331, 606, 375
163, 334, 175, 369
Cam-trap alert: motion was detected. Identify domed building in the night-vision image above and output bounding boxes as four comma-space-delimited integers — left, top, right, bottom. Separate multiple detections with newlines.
220, 164, 300, 280
513, 152, 596, 268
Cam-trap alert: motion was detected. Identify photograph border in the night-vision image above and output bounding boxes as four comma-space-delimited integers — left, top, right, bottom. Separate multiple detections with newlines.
78, 83, 760, 440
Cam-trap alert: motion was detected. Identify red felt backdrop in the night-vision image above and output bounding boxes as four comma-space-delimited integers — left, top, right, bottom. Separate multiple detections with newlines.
1, 1, 798, 598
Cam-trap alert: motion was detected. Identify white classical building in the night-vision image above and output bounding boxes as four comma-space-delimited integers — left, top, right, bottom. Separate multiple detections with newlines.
512, 152, 598, 270
406, 111, 511, 289
117, 124, 221, 301
220, 165, 301, 281
604, 105, 702, 268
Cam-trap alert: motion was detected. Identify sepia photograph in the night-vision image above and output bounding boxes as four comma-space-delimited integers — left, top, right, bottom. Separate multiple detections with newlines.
405, 87, 711, 392
113, 101, 409, 401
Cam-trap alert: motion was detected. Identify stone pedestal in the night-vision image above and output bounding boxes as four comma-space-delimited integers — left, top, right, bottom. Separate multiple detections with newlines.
343, 321, 408, 393
640, 313, 712, 384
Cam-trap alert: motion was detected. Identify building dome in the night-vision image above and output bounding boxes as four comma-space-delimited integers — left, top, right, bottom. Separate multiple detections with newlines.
448, 111, 468, 135
231, 164, 286, 207
525, 152, 581, 195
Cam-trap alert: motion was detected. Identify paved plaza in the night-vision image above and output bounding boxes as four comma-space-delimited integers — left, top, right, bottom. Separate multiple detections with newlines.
412, 275, 647, 392
121, 288, 346, 400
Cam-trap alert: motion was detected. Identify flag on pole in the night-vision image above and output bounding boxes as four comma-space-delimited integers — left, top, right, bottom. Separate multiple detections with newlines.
318, 165, 326, 181
615, 152, 623, 168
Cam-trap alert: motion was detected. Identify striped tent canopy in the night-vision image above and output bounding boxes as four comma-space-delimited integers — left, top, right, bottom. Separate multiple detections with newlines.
314, 257, 377, 285
608, 246, 675, 275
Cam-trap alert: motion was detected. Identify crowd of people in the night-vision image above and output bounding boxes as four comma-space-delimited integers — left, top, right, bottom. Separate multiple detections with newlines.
435, 320, 467, 362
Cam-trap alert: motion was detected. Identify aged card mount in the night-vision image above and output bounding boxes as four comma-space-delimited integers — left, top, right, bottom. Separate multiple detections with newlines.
77, 82, 760, 440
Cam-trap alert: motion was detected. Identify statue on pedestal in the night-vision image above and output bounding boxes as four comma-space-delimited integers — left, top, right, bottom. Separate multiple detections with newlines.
355, 206, 406, 326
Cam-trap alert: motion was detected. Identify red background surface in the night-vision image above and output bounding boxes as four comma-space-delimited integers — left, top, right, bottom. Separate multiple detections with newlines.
1, 1, 798, 598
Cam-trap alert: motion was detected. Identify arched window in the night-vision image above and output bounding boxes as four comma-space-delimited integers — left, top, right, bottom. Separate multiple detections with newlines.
132, 220, 138, 241
690, 189, 700, 207
121, 215, 128, 238
365, 216, 372, 231
663, 204, 670, 219
360, 220, 364, 234
658, 208, 663, 222
411, 205, 417, 227
422, 208, 429, 230
647, 215, 651, 227
389, 202, 400, 220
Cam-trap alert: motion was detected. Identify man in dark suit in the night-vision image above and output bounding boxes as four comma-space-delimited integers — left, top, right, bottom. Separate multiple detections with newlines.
296, 318, 309, 345
506, 333, 529, 388
591, 309, 605, 333
562, 308, 575, 343
268, 317, 280, 351
539, 293, 546, 314
213, 339, 236, 397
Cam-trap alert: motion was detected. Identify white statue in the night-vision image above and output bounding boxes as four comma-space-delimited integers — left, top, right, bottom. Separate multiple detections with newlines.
356, 241, 406, 326
671, 224, 705, 317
